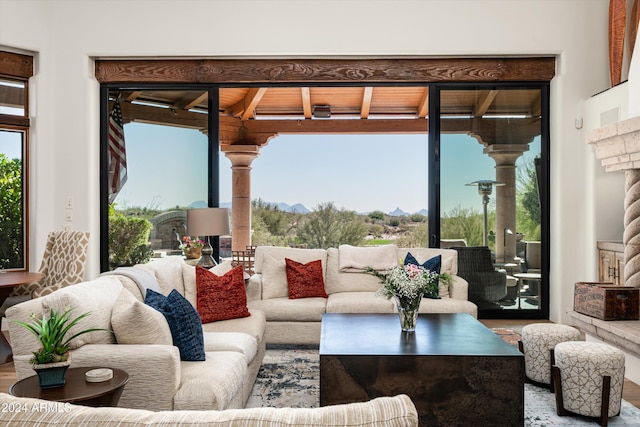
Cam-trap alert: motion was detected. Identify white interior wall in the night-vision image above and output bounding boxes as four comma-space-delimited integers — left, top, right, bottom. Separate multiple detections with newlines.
0, 0, 612, 323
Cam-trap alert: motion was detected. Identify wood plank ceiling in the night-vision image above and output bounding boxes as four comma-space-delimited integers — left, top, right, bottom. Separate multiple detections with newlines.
115, 86, 542, 131
97, 57, 554, 142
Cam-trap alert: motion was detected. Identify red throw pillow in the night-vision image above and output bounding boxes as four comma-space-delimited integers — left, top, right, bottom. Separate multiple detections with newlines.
285, 258, 328, 299
196, 265, 250, 323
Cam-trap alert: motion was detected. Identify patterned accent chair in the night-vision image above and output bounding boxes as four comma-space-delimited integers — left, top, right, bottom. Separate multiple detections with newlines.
0, 231, 90, 315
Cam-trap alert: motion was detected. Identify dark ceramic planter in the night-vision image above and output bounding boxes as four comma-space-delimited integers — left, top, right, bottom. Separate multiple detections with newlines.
33, 361, 71, 389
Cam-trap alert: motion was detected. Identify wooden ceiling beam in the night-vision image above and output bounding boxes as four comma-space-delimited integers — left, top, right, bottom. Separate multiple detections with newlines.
361, 87, 373, 119
174, 91, 208, 110
243, 116, 540, 138
116, 101, 207, 130
241, 88, 267, 121
96, 57, 556, 84
124, 91, 142, 102
530, 96, 542, 117
474, 90, 498, 117
227, 88, 268, 120
301, 87, 312, 119
245, 118, 428, 134
417, 87, 429, 118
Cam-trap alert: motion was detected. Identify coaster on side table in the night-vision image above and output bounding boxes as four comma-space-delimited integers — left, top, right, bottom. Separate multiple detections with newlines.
85, 368, 113, 383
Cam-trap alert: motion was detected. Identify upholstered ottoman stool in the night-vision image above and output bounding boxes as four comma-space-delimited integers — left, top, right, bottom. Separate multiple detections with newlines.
519, 323, 580, 388
552, 341, 625, 427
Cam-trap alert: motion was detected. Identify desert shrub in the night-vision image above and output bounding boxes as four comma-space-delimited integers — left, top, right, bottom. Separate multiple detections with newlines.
108, 211, 153, 269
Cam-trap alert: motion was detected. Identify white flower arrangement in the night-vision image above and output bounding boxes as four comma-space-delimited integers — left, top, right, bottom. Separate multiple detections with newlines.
368, 263, 450, 302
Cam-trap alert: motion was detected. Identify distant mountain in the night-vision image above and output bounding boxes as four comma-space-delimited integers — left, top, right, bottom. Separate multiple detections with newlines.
274, 202, 310, 214
388, 207, 410, 217
188, 200, 423, 217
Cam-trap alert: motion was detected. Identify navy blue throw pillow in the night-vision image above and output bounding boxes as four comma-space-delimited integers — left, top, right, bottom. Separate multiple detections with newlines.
404, 252, 441, 274
145, 289, 205, 361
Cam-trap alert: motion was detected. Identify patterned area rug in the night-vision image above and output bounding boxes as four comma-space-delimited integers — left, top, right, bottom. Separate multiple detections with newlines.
246, 330, 640, 426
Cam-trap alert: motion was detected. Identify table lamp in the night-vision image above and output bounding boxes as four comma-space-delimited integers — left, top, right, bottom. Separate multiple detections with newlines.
186, 208, 230, 268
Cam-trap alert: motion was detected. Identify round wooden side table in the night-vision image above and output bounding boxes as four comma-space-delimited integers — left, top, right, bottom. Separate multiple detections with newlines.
9, 367, 128, 407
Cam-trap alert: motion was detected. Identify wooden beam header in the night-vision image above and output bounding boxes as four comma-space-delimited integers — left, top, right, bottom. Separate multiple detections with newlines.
95, 57, 556, 84
0, 51, 34, 80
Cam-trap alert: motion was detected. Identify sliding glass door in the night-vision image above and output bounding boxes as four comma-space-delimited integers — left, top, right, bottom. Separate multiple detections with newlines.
433, 84, 549, 319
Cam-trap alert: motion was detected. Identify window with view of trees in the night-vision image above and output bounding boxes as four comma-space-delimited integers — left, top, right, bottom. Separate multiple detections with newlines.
0, 51, 33, 271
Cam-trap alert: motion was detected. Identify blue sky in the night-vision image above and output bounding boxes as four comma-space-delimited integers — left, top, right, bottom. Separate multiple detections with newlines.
0, 130, 23, 160
113, 122, 540, 215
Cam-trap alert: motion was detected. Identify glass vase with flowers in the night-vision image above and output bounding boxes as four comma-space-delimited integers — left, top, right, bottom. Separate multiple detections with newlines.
368, 263, 450, 331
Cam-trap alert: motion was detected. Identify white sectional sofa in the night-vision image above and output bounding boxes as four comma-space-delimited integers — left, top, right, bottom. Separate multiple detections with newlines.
246, 245, 478, 344
0, 393, 418, 427
6, 256, 266, 412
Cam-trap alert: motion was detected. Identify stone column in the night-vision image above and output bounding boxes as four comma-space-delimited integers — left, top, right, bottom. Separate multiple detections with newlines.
222, 145, 260, 251
485, 145, 528, 262
624, 169, 640, 287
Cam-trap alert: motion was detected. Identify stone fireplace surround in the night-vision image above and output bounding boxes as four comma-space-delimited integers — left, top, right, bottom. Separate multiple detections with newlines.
568, 116, 640, 384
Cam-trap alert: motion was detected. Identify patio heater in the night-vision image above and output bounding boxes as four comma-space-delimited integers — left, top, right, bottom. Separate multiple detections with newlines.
186, 208, 230, 268
466, 180, 505, 247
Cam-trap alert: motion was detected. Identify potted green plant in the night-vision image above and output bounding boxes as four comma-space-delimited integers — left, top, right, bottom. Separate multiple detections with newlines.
12, 308, 111, 388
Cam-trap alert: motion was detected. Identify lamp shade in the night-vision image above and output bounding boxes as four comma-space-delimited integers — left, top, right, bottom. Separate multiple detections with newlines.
186, 208, 230, 236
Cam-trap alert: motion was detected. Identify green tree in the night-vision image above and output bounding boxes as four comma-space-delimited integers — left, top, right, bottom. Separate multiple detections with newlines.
251, 198, 300, 246
409, 213, 426, 223
252, 198, 289, 236
0, 153, 23, 268
516, 159, 541, 240
251, 214, 289, 246
396, 222, 430, 247
108, 209, 153, 269
297, 202, 368, 249
368, 223, 385, 239
368, 210, 385, 221
440, 205, 486, 248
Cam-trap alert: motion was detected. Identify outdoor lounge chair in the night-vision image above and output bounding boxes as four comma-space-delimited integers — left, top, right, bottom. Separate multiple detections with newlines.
453, 246, 507, 305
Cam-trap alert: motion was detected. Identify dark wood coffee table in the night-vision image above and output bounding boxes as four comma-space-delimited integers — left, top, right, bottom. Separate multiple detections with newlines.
9, 367, 128, 407
320, 313, 524, 427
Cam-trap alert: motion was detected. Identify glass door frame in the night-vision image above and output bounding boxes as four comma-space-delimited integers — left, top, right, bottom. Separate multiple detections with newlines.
99, 84, 220, 272
428, 82, 550, 319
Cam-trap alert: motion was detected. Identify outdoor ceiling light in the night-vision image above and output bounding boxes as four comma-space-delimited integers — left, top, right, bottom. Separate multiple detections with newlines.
312, 105, 331, 119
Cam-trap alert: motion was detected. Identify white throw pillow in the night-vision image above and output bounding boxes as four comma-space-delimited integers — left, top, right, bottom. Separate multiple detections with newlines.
261, 254, 288, 299
41, 276, 122, 349
111, 289, 173, 345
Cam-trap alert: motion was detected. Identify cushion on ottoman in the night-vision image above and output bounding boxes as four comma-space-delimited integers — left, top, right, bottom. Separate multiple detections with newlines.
554, 341, 625, 418
521, 323, 580, 385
